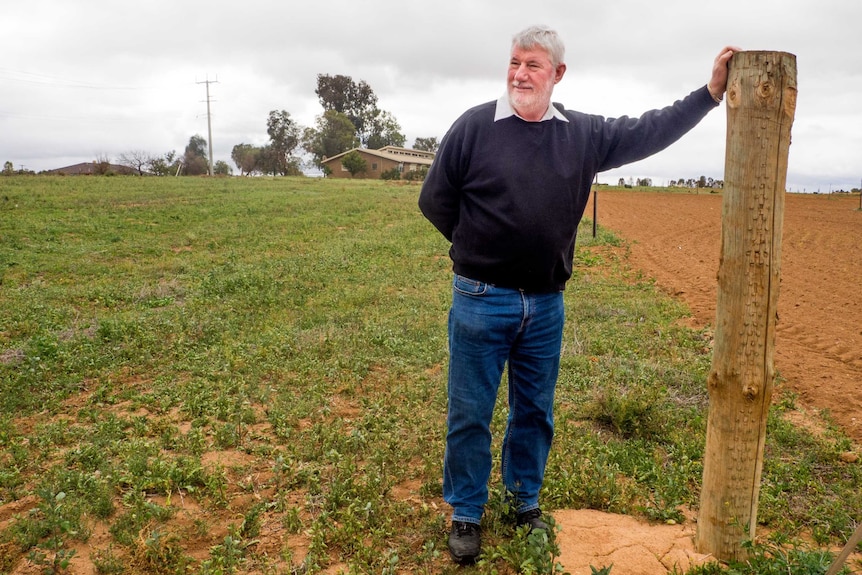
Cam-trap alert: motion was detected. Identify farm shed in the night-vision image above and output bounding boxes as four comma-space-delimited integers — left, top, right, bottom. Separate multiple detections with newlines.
322, 146, 435, 179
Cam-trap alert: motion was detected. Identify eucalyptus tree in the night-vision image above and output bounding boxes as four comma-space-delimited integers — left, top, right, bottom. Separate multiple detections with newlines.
266, 110, 302, 175
302, 110, 360, 170
314, 74, 405, 149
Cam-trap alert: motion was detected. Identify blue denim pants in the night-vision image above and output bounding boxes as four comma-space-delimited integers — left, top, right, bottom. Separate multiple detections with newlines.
444, 274, 564, 525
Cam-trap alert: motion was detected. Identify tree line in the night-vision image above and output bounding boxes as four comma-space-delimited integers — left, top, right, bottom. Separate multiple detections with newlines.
3, 74, 438, 178
616, 176, 725, 189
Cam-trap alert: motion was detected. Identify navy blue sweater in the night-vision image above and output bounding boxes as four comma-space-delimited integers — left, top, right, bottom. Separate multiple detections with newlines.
418, 85, 719, 292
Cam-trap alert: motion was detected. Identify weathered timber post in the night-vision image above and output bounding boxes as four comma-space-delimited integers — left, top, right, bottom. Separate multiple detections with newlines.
696, 51, 797, 562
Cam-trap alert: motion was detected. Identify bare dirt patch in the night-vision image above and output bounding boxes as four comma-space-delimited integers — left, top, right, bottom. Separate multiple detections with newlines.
554, 509, 711, 575
586, 189, 862, 443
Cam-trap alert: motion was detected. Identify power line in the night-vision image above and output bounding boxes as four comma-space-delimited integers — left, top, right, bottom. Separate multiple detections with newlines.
0, 67, 146, 90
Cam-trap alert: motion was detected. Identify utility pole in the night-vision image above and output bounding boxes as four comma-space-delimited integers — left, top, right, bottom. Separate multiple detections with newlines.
197, 76, 218, 176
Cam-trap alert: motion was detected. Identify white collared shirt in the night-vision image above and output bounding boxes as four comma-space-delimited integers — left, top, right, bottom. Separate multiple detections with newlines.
493, 94, 569, 123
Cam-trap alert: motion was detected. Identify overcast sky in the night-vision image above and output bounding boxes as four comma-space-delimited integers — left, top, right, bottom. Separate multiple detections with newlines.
2, 0, 859, 191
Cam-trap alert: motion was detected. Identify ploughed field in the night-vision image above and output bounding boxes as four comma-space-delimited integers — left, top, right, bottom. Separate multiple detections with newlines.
587, 189, 862, 443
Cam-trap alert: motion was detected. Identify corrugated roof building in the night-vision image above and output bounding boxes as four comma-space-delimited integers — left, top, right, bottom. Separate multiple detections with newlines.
321, 146, 435, 179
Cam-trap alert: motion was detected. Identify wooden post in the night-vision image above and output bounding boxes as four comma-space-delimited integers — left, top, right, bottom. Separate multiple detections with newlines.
592, 174, 598, 238
826, 521, 862, 575
696, 51, 797, 562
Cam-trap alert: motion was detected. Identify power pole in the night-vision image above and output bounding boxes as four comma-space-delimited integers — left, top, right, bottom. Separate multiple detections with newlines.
197, 76, 218, 176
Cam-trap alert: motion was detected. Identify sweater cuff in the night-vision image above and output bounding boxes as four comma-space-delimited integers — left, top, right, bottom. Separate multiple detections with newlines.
704, 84, 723, 106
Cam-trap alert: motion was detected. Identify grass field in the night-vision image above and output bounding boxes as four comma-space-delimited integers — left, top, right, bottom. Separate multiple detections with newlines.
0, 176, 859, 574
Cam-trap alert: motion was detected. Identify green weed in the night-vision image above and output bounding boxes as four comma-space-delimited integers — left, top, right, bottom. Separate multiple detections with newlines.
91, 545, 126, 574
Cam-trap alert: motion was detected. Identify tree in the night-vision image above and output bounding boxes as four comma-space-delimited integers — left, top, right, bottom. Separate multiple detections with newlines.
316, 74, 378, 137
183, 135, 209, 176
365, 110, 406, 150
213, 160, 232, 176
302, 110, 360, 170
341, 150, 367, 177
231, 143, 260, 176
94, 154, 112, 175
117, 150, 151, 176
315, 73, 405, 148
257, 145, 279, 176
148, 151, 179, 176
282, 157, 303, 176
2, 161, 13, 175
413, 137, 439, 153
266, 110, 302, 175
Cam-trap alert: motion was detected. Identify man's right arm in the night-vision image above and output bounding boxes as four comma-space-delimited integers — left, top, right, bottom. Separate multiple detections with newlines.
418, 130, 463, 242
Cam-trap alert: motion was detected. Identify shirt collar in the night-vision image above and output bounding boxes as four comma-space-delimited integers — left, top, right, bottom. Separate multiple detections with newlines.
494, 93, 569, 123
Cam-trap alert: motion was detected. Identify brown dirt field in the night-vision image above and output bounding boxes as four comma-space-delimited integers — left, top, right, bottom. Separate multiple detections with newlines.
585, 189, 862, 443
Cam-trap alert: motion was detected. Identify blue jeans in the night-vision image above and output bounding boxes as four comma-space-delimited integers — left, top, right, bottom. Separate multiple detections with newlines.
444, 274, 564, 524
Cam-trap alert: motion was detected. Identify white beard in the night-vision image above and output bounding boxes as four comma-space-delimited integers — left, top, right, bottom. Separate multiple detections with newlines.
508, 80, 554, 119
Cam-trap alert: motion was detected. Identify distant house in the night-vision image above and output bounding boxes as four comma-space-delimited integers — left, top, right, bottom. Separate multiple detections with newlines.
44, 162, 138, 176
321, 146, 435, 179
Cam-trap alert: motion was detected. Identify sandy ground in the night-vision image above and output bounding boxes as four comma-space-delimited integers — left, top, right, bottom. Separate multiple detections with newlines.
553, 509, 712, 574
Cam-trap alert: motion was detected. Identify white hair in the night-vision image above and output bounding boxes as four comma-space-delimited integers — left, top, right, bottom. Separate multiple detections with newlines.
511, 25, 566, 67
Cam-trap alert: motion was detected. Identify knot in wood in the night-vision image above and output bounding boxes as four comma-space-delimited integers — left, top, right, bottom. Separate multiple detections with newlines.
742, 385, 759, 400
756, 80, 775, 103
726, 78, 740, 108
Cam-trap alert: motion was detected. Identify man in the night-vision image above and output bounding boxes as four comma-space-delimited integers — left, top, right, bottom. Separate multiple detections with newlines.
418, 25, 736, 565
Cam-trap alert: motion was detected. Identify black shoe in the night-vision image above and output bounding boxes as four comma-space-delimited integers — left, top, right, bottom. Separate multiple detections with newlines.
516, 508, 548, 531
448, 521, 481, 564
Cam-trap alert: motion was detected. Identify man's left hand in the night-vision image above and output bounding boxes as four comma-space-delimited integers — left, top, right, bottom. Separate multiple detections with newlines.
708, 46, 742, 102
